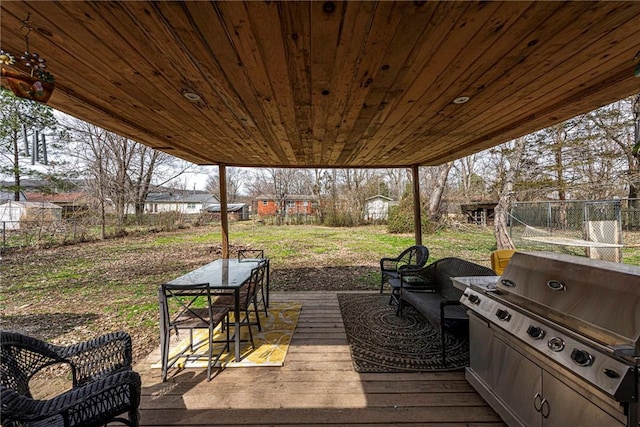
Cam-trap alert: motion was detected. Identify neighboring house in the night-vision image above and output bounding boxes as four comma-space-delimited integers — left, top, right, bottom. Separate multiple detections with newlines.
203, 203, 249, 221
132, 192, 219, 215
25, 192, 92, 218
255, 195, 317, 217
364, 195, 394, 221
0, 201, 62, 230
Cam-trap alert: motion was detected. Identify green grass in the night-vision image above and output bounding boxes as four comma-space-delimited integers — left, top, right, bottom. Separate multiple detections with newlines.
2, 222, 639, 360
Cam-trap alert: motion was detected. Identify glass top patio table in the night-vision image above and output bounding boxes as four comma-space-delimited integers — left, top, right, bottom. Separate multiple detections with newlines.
160, 258, 266, 364
165, 258, 263, 288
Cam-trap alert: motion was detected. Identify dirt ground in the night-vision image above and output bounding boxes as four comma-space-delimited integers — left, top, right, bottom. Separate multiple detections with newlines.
1, 230, 380, 367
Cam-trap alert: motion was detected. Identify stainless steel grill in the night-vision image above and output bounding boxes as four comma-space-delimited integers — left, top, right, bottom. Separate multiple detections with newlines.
456, 251, 640, 427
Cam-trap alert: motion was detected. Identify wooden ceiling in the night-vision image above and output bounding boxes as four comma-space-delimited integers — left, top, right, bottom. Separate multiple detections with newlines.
1, 1, 639, 168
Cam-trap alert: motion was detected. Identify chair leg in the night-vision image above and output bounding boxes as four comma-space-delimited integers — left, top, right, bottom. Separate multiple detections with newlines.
441, 328, 446, 366
396, 296, 403, 316
389, 287, 401, 307
207, 327, 214, 381
440, 305, 447, 366
245, 311, 255, 347
252, 297, 262, 332
128, 408, 140, 427
161, 331, 169, 382
260, 285, 268, 316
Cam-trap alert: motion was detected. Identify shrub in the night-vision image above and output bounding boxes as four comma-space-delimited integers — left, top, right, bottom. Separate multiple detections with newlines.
387, 197, 431, 234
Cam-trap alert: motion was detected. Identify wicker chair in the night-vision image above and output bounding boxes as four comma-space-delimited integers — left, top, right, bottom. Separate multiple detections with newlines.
379, 245, 430, 297
0, 331, 141, 427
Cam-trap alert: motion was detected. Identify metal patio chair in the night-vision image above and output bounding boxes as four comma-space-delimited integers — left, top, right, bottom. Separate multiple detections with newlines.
238, 249, 269, 315
0, 331, 141, 427
160, 282, 230, 382
215, 261, 267, 350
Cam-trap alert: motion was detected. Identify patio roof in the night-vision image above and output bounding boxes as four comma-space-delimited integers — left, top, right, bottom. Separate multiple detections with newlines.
1, 1, 639, 169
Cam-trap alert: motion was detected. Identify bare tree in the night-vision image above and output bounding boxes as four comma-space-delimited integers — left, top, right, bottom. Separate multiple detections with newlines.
251, 168, 310, 224
425, 162, 453, 222
64, 118, 190, 232
311, 168, 332, 223
453, 154, 486, 199
588, 95, 640, 201
493, 137, 527, 249
206, 167, 248, 203
337, 169, 379, 224
384, 168, 409, 201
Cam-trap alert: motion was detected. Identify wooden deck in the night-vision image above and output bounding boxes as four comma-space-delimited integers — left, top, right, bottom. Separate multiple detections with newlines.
135, 291, 506, 426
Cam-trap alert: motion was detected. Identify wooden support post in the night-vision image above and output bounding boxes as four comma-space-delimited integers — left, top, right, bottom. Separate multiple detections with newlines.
412, 165, 422, 246
219, 164, 229, 258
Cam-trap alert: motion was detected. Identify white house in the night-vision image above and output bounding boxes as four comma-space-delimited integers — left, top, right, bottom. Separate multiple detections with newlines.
364, 195, 394, 221
124, 192, 219, 215
136, 192, 219, 214
0, 201, 62, 230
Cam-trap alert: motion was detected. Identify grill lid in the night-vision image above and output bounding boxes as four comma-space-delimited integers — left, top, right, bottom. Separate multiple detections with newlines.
497, 251, 640, 355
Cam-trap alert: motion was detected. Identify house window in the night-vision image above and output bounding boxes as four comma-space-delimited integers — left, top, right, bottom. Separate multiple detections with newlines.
302, 201, 308, 206
187, 203, 196, 209
262, 200, 268, 206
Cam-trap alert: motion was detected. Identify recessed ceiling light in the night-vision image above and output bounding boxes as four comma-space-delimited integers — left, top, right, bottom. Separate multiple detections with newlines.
453, 96, 470, 104
182, 91, 201, 102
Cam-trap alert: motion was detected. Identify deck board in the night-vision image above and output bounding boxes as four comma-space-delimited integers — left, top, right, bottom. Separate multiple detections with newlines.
135, 291, 505, 426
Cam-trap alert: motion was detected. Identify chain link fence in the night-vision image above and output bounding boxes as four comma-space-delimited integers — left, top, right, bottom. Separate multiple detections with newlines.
0, 212, 224, 253
510, 199, 640, 261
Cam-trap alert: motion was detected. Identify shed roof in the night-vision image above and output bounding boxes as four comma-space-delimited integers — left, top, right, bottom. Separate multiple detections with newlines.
145, 192, 217, 203
1, 201, 62, 209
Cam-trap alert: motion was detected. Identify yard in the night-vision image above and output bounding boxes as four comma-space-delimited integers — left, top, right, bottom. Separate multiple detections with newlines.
1, 222, 639, 365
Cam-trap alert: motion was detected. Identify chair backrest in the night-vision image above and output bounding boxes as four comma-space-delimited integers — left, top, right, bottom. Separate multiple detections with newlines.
397, 245, 429, 270
0, 332, 63, 397
243, 261, 267, 305
238, 249, 264, 260
490, 249, 516, 275
161, 283, 217, 330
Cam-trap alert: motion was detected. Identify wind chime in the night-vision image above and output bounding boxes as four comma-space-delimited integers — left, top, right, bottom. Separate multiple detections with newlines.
20, 124, 49, 166
0, 13, 55, 103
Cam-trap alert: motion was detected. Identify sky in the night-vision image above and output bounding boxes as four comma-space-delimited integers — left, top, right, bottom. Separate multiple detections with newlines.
1, 109, 219, 192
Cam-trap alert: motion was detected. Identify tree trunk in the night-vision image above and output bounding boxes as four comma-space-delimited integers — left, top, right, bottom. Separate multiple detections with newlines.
631, 95, 640, 211
427, 162, 453, 221
13, 130, 20, 201
495, 137, 526, 249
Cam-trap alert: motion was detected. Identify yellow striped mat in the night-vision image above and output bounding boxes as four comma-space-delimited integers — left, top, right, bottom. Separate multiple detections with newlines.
153, 302, 301, 368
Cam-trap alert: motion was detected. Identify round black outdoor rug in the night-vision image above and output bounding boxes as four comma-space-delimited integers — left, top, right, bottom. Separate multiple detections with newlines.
337, 293, 469, 372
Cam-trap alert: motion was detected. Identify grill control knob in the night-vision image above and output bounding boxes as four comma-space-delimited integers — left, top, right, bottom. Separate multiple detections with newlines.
603, 369, 620, 379
526, 325, 545, 340
571, 349, 594, 367
468, 294, 481, 305
548, 337, 565, 352
496, 309, 511, 321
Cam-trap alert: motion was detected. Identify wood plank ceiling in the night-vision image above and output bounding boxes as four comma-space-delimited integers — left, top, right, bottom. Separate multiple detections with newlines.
1, 1, 640, 168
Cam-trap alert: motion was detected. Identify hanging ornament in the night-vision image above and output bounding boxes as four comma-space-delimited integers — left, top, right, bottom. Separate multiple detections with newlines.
0, 14, 55, 103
